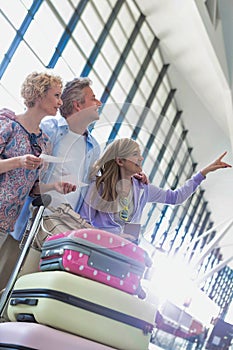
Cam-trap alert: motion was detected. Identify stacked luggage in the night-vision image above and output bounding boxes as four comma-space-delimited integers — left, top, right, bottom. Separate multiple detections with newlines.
0, 196, 156, 350
39, 228, 152, 298
0, 321, 117, 350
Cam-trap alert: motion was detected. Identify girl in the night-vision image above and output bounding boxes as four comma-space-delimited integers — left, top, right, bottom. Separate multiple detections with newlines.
80, 138, 231, 243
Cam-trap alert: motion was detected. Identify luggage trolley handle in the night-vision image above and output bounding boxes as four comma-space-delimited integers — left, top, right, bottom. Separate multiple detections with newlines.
0, 194, 51, 318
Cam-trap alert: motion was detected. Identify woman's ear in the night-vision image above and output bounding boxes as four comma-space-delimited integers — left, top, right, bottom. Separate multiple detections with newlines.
115, 157, 124, 166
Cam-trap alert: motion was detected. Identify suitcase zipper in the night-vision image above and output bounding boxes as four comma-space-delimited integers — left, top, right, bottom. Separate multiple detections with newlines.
10, 289, 154, 335
41, 238, 145, 275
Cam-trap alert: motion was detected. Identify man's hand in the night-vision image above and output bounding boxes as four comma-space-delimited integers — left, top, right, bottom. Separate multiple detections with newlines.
133, 172, 149, 184
53, 182, 77, 194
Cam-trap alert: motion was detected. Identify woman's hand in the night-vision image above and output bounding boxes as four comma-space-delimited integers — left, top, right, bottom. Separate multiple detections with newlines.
0, 154, 43, 174
201, 151, 232, 177
19, 154, 43, 170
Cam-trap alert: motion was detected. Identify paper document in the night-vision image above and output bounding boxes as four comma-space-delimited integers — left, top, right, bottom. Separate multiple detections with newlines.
40, 154, 70, 163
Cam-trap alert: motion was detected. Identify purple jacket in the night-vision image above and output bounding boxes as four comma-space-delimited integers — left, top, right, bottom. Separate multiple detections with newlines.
79, 172, 205, 235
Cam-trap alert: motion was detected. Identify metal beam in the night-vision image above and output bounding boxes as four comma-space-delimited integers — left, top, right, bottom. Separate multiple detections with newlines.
47, 0, 88, 68
81, 0, 124, 77
192, 219, 233, 269
185, 218, 232, 262
0, 0, 43, 79
196, 255, 233, 285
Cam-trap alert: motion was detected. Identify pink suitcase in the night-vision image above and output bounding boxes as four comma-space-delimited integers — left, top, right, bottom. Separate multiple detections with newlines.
0, 322, 117, 350
39, 228, 152, 298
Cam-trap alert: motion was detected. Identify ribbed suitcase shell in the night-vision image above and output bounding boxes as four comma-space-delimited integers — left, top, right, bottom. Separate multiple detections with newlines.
0, 321, 116, 350
39, 229, 152, 298
7, 271, 156, 350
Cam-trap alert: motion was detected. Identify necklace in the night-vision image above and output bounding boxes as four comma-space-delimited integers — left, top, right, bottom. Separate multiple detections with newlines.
119, 190, 133, 222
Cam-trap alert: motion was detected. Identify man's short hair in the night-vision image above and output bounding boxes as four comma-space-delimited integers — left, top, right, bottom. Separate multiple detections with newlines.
60, 77, 92, 118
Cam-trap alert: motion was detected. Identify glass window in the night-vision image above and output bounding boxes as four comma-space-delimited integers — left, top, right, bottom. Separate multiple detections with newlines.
81, 2, 104, 42
72, 21, 95, 58
101, 37, 121, 70
110, 20, 128, 51
0, 0, 220, 292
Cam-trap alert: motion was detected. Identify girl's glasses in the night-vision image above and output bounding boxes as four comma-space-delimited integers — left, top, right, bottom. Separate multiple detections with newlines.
119, 197, 129, 221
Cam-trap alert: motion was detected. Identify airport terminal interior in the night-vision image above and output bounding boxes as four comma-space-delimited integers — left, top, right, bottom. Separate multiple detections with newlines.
0, 0, 233, 349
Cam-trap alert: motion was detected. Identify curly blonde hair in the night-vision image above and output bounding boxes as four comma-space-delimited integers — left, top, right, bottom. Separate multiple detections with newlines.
21, 71, 63, 108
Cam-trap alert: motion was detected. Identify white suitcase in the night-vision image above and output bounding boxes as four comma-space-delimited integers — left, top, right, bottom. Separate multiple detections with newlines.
7, 271, 156, 350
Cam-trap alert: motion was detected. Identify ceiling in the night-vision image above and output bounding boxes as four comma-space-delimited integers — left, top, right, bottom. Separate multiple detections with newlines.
136, 0, 233, 270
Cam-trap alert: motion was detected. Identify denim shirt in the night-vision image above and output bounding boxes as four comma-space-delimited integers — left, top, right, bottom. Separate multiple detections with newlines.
40, 116, 100, 211
11, 115, 100, 240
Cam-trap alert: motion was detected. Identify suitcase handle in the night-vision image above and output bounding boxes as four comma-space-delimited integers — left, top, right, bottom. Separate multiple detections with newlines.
10, 297, 38, 306
0, 195, 51, 318
88, 249, 130, 278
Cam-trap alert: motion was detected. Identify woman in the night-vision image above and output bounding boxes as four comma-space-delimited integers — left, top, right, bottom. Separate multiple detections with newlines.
0, 71, 75, 292
80, 138, 231, 243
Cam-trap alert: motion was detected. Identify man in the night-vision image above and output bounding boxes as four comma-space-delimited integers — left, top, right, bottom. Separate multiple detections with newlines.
41, 77, 102, 211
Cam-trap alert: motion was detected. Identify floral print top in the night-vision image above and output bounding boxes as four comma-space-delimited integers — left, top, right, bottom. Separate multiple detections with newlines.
0, 109, 51, 234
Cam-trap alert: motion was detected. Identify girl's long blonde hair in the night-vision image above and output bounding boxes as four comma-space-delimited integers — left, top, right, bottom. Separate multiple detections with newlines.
90, 138, 139, 204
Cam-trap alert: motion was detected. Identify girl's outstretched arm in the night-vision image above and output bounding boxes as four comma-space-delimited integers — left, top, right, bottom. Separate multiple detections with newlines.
200, 151, 231, 177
